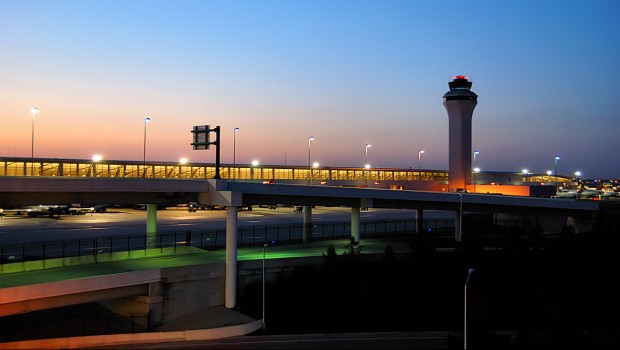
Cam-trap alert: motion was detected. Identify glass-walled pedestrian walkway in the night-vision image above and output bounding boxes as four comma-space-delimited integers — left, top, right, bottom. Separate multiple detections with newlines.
0, 157, 449, 182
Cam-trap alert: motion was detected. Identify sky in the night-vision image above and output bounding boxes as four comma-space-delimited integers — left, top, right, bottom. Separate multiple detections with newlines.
1, 0, 619, 179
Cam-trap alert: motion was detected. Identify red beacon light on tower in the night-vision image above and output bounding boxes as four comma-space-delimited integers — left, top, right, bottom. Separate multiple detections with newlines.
448, 75, 473, 91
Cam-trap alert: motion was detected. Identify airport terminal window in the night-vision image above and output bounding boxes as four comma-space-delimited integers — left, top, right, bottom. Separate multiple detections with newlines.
273, 168, 293, 180
124, 165, 140, 178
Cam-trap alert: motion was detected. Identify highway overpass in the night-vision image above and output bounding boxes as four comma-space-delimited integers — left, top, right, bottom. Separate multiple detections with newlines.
0, 162, 599, 343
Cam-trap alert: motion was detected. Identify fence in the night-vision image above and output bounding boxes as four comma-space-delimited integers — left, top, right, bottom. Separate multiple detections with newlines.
0, 218, 457, 264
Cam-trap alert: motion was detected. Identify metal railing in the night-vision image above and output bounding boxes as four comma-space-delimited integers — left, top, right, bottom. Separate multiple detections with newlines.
0, 218, 458, 264
0, 217, 540, 265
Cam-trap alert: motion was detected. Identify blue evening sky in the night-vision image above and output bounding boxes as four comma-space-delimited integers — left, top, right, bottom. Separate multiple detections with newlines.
1, 0, 619, 179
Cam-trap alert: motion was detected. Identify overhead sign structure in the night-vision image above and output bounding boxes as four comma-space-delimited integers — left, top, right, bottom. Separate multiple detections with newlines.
191, 125, 221, 179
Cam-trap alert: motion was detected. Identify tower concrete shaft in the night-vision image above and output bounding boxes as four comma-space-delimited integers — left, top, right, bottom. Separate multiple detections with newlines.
443, 76, 478, 191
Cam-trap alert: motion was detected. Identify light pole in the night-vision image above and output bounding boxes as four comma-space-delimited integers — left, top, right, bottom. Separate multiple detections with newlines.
456, 192, 463, 241
473, 168, 480, 193
417, 149, 425, 174
91, 154, 102, 177
365, 144, 372, 187
30, 107, 39, 161
233, 127, 239, 180
179, 157, 188, 178
546, 170, 553, 182
365, 144, 371, 167
30, 107, 40, 175
251, 160, 259, 180
522, 169, 529, 183
554, 155, 560, 176
464, 268, 475, 350
574, 171, 582, 188
472, 150, 479, 192
262, 243, 268, 330
308, 136, 314, 184
143, 117, 151, 172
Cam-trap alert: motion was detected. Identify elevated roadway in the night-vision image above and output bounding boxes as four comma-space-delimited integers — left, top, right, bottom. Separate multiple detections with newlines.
0, 176, 599, 347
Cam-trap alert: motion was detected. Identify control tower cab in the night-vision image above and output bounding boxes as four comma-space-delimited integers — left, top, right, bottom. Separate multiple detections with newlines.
443, 75, 478, 191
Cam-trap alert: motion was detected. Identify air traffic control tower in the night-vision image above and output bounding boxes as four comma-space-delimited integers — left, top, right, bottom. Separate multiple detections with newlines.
443, 75, 478, 191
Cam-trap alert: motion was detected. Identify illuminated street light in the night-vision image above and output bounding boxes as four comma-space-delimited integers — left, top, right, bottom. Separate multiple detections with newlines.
251, 160, 259, 180
143, 117, 151, 166
308, 136, 314, 184
312, 162, 319, 168
30, 107, 39, 160
178, 157, 188, 178
262, 243, 268, 330
464, 268, 475, 350
574, 171, 582, 178
91, 154, 102, 177
522, 169, 529, 183
546, 170, 553, 182
233, 127, 240, 180
365, 144, 372, 187
472, 150, 480, 192
554, 155, 560, 175
417, 149, 425, 173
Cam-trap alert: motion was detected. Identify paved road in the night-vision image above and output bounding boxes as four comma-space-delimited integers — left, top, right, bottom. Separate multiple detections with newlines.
0, 207, 454, 245
91, 332, 453, 349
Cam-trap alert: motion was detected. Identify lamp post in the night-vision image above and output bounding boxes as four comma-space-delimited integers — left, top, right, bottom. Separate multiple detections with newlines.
30, 107, 39, 175
143, 117, 151, 171
417, 149, 425, 173
308, 136, 314, 184
179, 157, 188, 178
546, 170, 553, 182
251, 160, 259, 180
473, 168, 480, 193
233, 127, 240, 180
262, 243, 268, 330
456, 192, 463, 241
30, 107, 39, 160
365, 144, 371, 167
91, 154, 102, 177
464, 268, 475, 350
472, 150, 479, 192
365, 144, 372, 187
522, 169, 529, 184
574, 171, 582, 188
554, 156, 560, 176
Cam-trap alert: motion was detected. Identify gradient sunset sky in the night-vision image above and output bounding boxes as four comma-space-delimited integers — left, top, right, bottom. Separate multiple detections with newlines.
1, 0, 619, 179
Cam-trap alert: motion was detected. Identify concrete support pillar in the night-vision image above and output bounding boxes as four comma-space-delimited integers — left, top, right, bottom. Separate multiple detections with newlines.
146, 204, 158, 248
302, 205, 312, 243
416, 209, 424, 234
225, 206, 238, 309
351, 207, 361, 243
